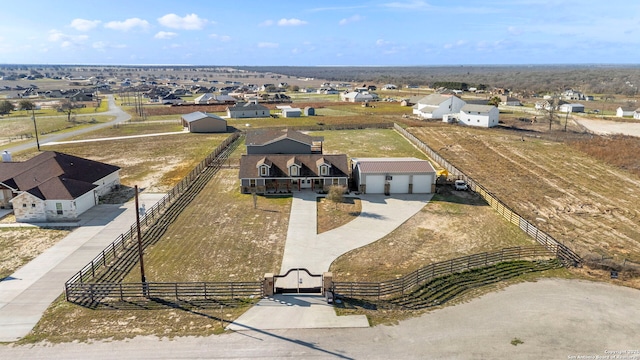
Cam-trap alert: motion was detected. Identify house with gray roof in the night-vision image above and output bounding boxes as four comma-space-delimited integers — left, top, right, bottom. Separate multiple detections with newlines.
351, 157, 435, 195
0, 151, 120, 222
226, 100, 270, 118
459, 104, 499, 128
616, 106, 636, 117
245, 129, 323, 154
181, 112, 227, 133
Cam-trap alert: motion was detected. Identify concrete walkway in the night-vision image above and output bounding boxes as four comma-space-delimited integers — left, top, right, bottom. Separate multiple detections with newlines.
0, 193, 165, 342
230, 192, 431, 331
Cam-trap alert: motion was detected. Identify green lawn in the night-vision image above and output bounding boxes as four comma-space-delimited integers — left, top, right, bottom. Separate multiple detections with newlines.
311, 128, 428, 159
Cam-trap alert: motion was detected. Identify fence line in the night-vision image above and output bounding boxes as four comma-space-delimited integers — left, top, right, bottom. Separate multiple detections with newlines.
66, 281, 263, 303
393, 123, 582, 266
333, 245, 554, 300
65, 132, 241, 286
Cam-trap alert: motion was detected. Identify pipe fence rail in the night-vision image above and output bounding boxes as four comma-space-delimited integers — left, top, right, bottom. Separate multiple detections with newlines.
394, 124, 582, 266
65, 132, 241, 287
66, 281, 263, 304
333, 245, 554, 300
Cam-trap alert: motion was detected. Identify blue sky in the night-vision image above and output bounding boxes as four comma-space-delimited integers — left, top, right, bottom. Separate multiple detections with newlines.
1, 0, 638, 66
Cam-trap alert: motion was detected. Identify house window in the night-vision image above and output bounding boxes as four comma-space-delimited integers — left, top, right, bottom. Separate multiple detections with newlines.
31, 203, 36, 208
250, 179, 256, 187
56, 203, 63, 215
290, 166, 299, 176
319, 165, 329, 176
259, 166, 269, 176
332, 178, 339, 185
22, 203, 27, 208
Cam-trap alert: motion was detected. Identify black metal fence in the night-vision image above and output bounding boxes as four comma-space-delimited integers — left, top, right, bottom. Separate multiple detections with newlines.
333, 245, 553, 300
394, 123, 582, 266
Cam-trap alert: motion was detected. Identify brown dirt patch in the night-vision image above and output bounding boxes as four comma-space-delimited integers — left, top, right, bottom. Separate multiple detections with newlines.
0, 227, 70, 279
317, 197, 361, 234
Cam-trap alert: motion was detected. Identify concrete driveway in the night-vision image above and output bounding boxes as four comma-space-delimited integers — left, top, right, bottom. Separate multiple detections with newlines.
0, 193, 165, 342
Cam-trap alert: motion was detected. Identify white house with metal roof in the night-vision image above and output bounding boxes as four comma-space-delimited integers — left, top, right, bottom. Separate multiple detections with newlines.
412, 94, 466, 120
226, 101, 270, 118
459, 104, 499, 128
351, 157, 436, 195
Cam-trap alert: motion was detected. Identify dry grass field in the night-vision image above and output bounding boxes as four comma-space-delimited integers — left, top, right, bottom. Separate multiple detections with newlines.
407, 123, 640, 264
0, 227, 70, 279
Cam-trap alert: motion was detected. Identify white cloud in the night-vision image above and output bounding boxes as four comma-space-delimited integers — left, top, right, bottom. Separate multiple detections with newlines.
444, 40, 467, 49
104, 18, 150, 31
158, 13, 208, 30
383, 0, 431, 10
209, 33, 231, 42
155, 31, 178, 39
70, 19, 101, 32
93, 41, 127, 52
259, 20, 274, 27
258, 42, 279, 48
339, 15, 363, 25
278, 18, 308, 26
376, 39, 391, 46
47, 30, 88, 47
507, 26, 523, 35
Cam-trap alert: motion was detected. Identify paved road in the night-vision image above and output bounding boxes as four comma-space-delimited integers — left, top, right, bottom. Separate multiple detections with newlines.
0, 193, 165, 342
2, 95, 131, 154
0, 279, 637, 359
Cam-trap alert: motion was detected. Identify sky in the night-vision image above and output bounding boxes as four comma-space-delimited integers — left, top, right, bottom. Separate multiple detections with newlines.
0, 0, 639, 66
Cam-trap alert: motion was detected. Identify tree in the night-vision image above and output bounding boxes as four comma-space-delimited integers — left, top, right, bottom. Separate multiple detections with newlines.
327, 185, 346, 209
488, 96, 502, 107
18, 99, 35, 111
542, 97, 559, 131
0, 100, 15, 116
57, 99, 75, 122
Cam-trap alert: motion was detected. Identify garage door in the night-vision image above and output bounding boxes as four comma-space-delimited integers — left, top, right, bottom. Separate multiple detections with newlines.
389, 174, 410, 194
364, 175, 385, 194
412, 174, 433, 193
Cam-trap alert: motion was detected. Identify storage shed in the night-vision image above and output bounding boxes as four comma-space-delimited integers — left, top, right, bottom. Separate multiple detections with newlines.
181, 112, 227, 133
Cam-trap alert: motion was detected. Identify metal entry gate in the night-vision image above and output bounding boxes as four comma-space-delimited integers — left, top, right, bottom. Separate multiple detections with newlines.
274, 268, 323, 294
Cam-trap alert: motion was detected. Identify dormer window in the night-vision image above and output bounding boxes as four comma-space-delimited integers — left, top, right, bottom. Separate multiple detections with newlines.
259, 165, 269, 176
316, 157, 332, 176
287, 156, 302, 177
319, 165, 329, 176
256, 157, 272, 177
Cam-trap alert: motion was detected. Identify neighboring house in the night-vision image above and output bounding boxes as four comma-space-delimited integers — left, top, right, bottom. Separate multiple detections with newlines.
194, 93, 237, 104
634, 108, 640, 120
245, 128, 323, 155
226, 101, 270, 118
351, 157, 436, 195
239, 154, 348, 194
193, 93, 215, 104
401, 95, 424, 107
616, 106, 636, 117
181, 112, 227, 133
499, 95, 522, 106
383, 84, 397, 90
559, 103, 585, 113
412, 94, 466, 119
340, 91, 379, 102
161, 93, 183, 105
562, 89, 585, 101
459, 104, 499, 128
0, 151, 120, 222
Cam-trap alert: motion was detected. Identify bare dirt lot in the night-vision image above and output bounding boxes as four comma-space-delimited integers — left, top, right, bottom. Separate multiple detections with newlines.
408, 123, 640, 265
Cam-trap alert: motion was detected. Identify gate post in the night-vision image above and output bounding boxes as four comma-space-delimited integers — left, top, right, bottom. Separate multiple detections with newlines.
323, 272, 333, 296
263, 273, 274, 297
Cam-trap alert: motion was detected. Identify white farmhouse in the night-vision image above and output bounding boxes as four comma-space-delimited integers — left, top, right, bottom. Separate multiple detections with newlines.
412, 94, 466, 120
616, 106, 635, 117
459, 104, 499, 128
340, 91, 378, 102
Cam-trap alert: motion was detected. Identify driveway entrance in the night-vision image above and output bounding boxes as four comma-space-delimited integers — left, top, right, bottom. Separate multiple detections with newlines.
274, 268, 323, 294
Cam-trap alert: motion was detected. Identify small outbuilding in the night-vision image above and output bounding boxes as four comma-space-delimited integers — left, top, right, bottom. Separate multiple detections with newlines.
304, 106, 315, 116
351, 157, 436, 195
559, 103, 585, 113
181, 112, 227, 133
281, 107, 302, 118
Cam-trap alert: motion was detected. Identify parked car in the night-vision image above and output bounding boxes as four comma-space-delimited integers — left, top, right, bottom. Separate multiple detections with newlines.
454, 180, 468, 191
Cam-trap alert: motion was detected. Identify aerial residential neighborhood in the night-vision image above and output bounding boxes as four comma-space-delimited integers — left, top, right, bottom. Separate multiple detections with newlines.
1, 1, 640, 358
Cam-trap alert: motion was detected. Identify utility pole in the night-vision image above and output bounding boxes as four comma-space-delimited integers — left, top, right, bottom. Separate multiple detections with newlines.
135, 185, 148, 296
31, 108, 40, 151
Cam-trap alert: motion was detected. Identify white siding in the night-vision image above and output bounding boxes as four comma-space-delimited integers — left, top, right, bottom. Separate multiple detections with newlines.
389, 175, 410, 194
412, 174, 433, 193
364, 175, 385, 194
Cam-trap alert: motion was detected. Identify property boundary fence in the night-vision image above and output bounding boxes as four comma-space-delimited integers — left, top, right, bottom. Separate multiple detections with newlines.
332, 245, 553, 300
65, 132, 240, 288
65, 281, 263, 304
394, 123, 582, 266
